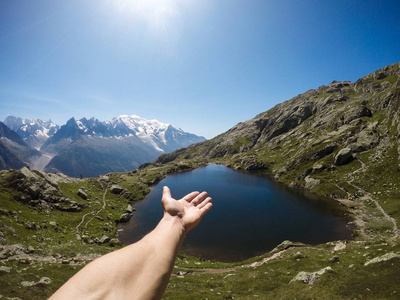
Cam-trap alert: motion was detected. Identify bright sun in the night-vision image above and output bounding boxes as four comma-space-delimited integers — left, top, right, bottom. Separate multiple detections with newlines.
111, 0, 181, 34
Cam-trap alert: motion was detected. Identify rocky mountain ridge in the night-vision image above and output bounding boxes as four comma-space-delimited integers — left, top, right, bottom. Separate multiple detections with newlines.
4, 116, 59, 150
1, 115, 205, 177
156, 62, 400, 175
41, 115, 204, 155
153, 62, 400, 241
1, 62, 400, 299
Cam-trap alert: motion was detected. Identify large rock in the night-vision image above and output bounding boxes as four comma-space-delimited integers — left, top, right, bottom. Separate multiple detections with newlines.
126, 204, 134, 213
343, 105, 372, 124
305, 176, 320, 189
364, 252, 400, 266
119, 213, 132, 223
333, 241, 347, 252
312, 144, 335, 160
99, 235, 110, 244
349, 125, 379, 153
20, 281, 36, 287
27, 184, 41, 198
110, 185, 125, 194
20, 277, 51, 288
289, 267, 333, 284
77, 188, 88, 200
19, 167, 38, 181
38, 277, 52, 285
98, 175, 109, 182
0, 266, 11, 273
8, 168, 83, 211
36, 171, 60, 188
334, 148, 353, 166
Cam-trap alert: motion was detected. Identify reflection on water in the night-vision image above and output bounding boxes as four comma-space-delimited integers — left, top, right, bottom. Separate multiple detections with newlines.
119, 164, 352, 262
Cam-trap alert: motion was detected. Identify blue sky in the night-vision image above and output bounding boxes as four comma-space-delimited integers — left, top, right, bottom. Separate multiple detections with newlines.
1, 0, 399, 139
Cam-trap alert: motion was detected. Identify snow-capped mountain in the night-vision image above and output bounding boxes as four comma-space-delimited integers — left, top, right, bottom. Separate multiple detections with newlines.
108, 115, 205, 152
2, 114, 205, 177
41, 115, 205, 154
4, 116, 59, 150
110, 114, 170, 138
0, 121, 42, 170
40, 115, 205, 177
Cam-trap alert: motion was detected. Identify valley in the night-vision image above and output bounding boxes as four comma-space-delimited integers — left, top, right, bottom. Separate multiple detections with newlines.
29, 154, 54, 171
0, 62, 400, 299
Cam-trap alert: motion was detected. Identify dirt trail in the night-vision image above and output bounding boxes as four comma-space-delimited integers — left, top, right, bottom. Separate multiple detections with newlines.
176, 251, 289, 275
322, 157, 398, 240
347, 157, 399, 240
175, 244, 319, 275
76, 183, 109, 238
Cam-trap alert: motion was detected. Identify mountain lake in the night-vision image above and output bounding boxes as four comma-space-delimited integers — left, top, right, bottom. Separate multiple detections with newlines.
118, 164, 352, 262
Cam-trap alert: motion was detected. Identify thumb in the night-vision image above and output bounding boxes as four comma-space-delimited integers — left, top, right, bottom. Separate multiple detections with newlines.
162, 186, 171, 201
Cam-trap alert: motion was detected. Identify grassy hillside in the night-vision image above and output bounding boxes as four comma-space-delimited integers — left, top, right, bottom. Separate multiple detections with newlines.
1, 63, 400, 299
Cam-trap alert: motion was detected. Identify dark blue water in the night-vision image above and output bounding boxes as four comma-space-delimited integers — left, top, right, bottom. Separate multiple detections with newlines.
119, 164, 351, 262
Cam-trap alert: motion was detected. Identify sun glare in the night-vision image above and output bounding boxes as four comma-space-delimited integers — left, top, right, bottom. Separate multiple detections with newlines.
111, 0, 181, 35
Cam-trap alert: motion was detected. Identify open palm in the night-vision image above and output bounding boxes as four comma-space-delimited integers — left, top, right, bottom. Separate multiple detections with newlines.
161, 186, 213, 234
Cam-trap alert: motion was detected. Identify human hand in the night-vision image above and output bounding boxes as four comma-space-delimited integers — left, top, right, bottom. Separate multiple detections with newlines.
161, 186, 212, 234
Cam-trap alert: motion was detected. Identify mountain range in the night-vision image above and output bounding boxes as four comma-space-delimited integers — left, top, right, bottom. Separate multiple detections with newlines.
1, 62, 400, 299
1, 115, 205, 177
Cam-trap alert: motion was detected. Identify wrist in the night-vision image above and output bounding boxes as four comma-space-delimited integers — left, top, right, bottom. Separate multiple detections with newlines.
161, 214, 186, 237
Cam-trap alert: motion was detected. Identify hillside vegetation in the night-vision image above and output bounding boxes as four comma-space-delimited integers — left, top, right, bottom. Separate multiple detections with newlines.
1, 63, 400, 299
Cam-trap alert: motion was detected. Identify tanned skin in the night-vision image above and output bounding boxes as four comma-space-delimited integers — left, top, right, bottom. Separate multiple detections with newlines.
49, 186, 212, 300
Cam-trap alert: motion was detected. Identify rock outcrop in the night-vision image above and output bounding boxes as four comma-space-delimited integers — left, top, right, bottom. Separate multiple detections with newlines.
334, 148, 353, 166
289, 266, 333, 284
154, 62, 400, 192
364, 252, 400, 266
6, 167, 86, 212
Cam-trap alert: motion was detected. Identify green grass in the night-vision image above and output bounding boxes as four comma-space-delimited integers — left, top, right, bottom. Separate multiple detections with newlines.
230, 137, 253, 154
0, 260, 85, 299
3, 238, 399, 299
309, 182, 347, 198
353, 145, 400, 225
164, 240, 400, 300
2, 69, 400, 299
373, 75, 398, 86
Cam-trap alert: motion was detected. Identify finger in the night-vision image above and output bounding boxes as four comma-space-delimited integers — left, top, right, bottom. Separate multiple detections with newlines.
182, 191, 200, 202
199, 200, 212, 215
190, 191, 208, 206
197, 197, 212, 210
162, 186, 172, 201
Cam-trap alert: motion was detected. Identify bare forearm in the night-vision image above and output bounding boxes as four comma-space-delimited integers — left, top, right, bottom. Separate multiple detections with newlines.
50, 216, 185, 300
133, 215, 185, 298
50, 186, 212, 300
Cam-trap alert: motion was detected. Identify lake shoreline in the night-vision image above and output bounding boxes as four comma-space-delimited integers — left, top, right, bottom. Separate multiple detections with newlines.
118, 163, 354, 262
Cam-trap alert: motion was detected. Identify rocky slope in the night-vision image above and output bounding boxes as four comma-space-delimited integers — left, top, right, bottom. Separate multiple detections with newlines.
154, 62, 400, 240
156, 64, 399, 176
156, 63, 399, 171
1, 62, 400, 299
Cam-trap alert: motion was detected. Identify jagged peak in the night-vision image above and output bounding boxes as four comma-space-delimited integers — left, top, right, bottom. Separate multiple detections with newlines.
66, 117, 76, 123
